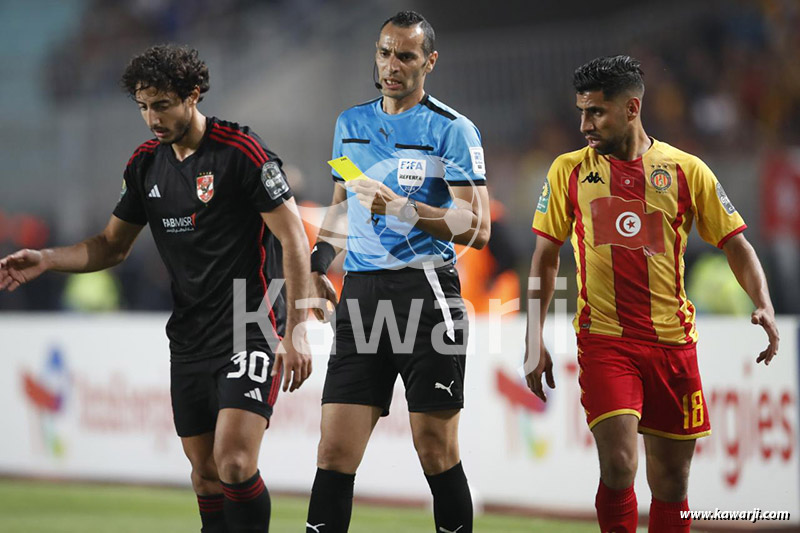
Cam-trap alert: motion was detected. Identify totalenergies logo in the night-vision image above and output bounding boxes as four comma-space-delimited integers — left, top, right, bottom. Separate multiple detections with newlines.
495, 366, 550, 459
695, 360, 796, 487
21, 347, 71, 458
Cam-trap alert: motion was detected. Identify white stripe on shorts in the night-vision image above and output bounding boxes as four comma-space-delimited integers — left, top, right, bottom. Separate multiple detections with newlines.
423, 261, 456, 342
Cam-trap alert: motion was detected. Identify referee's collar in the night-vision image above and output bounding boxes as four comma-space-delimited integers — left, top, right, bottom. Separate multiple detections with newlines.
376, 93, 429, 118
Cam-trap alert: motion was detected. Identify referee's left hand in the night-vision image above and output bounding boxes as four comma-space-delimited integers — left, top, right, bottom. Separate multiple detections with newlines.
346, 178, 401, 215
273, 326, 312, 392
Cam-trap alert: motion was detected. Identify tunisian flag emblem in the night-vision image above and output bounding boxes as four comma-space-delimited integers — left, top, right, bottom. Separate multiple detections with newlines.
590, 196, 665, 256
196, 173, 214, 203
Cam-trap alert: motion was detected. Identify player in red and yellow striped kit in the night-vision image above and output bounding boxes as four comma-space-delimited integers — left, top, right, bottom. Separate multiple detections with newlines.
524, 56, 779, 532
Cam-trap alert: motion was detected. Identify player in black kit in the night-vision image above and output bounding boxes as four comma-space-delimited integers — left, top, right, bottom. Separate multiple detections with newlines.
0, 45, 311, 533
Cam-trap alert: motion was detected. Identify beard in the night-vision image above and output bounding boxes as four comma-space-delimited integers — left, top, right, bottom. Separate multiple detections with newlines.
155, 113, 192, 145
592, 133, 623, 156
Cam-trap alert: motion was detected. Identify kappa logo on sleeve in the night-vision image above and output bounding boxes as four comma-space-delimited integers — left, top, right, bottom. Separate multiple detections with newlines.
469, 147, 486, 175
261, 161, 289, 200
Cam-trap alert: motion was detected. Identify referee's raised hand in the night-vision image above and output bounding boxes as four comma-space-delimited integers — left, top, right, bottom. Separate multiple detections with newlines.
346, 177, 400, 215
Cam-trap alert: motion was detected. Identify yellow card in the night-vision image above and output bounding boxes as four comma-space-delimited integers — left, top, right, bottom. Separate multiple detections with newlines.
327, 156, 366, 182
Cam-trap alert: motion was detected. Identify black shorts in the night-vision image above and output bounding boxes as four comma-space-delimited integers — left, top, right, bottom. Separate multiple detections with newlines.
171, 346, 280, 437
322, 264, 468, 416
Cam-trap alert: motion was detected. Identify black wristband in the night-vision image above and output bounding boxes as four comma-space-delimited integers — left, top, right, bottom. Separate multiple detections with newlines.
310, 241, 337, 274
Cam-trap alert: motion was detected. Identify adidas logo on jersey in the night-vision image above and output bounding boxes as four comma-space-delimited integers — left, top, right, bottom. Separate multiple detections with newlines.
244, 388, 263, 402
148, 185, 162, 198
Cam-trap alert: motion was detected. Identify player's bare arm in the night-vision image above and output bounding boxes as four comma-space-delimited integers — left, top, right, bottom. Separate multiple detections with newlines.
310, 183, 348, 321
722, 232, 780, 364
0, 215, 143, 292
315, 183, 350, 255
261, 198, 312, 392
345, 179, 491, 248
524, 236, 560, 401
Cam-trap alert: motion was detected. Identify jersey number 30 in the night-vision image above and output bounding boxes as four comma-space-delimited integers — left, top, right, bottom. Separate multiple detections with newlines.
227, 351, 270, 383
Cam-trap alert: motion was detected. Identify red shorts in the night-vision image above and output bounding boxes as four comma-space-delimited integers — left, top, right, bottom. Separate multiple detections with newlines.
578, 335, 711, 440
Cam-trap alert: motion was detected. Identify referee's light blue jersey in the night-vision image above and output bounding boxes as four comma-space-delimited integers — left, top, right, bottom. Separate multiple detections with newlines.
331, 94, 487, 272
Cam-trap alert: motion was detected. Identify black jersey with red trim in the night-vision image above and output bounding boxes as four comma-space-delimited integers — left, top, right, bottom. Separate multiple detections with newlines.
113, 117, 293, 362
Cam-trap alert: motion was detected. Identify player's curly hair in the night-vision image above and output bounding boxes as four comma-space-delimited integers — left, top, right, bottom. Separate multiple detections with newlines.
381, 11, 436, 56
121, 44, 210, 102
573, 55, 644, 99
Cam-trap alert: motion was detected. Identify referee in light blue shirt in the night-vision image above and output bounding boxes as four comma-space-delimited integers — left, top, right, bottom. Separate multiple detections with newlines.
305, 11, 490, 533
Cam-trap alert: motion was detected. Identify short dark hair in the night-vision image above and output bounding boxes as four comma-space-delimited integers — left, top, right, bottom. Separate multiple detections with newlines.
380, 11, 435, 56
121, 44, 210, 102
573, 55, 644, 100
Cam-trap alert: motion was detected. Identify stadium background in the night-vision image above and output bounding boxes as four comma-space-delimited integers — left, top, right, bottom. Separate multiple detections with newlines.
1, 0, 799, 531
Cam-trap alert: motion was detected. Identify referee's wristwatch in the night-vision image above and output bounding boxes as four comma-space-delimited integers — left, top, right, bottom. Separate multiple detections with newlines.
399, 197, 418, 223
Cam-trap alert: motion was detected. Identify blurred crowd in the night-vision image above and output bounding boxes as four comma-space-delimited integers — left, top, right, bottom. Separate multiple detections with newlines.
2, 0, 799, 314
45, 0, 253, 103
636, 0, 800, 152
481, 0, 800, 315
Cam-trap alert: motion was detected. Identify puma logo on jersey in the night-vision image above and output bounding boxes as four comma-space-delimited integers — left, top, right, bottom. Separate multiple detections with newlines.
378, 127, 390, 141
148, 185, 161, 198
244, 388, 263, 402
435, 380, 455, 397
582, 172, 604, 184
439, 526, 463, 533
306, 523, 325, 532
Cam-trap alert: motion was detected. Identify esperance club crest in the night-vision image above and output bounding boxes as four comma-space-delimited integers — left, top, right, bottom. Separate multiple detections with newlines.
196, 173, 214, 203
649, 167, 672, 192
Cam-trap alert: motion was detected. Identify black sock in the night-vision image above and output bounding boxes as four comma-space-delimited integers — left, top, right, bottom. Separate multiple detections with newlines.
221, 470, 271, 533
425, 462, 473, 533
306, 468, 355, 533
197, 493, 226, 533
